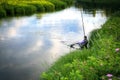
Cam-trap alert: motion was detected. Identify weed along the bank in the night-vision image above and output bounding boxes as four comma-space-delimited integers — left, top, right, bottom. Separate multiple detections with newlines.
0, 0, 74, 19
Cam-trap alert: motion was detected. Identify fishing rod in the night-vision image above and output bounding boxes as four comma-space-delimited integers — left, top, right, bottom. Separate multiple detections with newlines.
81, 8, 86, 36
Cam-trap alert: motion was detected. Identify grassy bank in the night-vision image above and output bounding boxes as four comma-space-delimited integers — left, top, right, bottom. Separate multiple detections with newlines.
0, 0, 73, 19
41, 11, 120, 80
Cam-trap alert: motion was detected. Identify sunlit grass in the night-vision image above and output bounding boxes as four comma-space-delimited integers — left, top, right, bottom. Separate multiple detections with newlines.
0, 0, 73, 18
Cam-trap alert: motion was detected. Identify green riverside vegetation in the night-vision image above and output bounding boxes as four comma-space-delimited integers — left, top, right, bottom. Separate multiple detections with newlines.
41, 11, 120, 80
0, 0, 74, 18
1, 0, 119, 79
76, 0, 120, 4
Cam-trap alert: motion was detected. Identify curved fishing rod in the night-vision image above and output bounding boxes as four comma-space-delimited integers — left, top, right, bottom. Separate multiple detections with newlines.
81, 8, 86, 36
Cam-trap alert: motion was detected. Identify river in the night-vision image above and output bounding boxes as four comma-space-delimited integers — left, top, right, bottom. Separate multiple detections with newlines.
0, 6, 107, 80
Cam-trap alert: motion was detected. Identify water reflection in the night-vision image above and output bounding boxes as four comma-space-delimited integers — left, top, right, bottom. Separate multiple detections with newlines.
75, 2, 120, 17
0, 7, 107, 80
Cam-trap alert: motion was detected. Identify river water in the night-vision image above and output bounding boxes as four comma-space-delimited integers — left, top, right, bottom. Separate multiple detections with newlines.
0, 7, 107, 80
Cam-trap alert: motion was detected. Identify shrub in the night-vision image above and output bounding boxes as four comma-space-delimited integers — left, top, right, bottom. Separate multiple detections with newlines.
1, 2, 14, 16
27, 2, 45, 12
48, 0, 67, 10
14, 5, 25, 16
20, 4, 37, 15
61, 0, 74, 6
31, 3, 45, 12
40, 1, 55, 12
0, 0, 73, 18
0, 6, 6, 18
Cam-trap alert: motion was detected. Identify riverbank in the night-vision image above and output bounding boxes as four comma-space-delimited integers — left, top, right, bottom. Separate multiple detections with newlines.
0, 0, 73, 19
41, 11, 120, 80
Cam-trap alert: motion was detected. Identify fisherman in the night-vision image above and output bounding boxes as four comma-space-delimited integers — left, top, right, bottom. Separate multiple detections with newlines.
70, 36, 88, 49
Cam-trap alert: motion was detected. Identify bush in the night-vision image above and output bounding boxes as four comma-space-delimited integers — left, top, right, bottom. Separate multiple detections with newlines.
31, 3, 45, 12
1, 2, 14, 16
27, 2, 45, 12
0, 0, 73, 18
61, 0, 74, 6
40, 1, 55, 12
48, 0, 67, 10
21, 4, 37, 15
0, 6, 6, 18
14, 5, 25, 16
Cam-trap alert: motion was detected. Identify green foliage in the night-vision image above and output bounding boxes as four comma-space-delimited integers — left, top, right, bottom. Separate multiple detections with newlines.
13, 3, 37, 15
14, 5, 25, 16
27, 2, 45, 12
0, 0, 73, 18
40, 1, 55, 12
25, 1, 55, 12
48, 0, 67, 10
0, 6, 6, 18
41, 12, 120, 80
22, 4, 36, 15
1, 2, 14, 16
61, 0, 74, 6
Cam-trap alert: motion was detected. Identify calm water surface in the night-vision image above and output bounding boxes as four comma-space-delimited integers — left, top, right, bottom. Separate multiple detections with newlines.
0, 7, 107, 80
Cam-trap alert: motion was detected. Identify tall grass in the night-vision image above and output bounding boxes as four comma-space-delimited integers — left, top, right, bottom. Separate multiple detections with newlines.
61, 0, 74, 6
0, 0, 73, 18
40, 1, 55, 12
41, 11, 120, 80
26, 2, 45, 12
48, 0, 67, 10
1, 2, 15, 16
14, 5, 25, 16
0, 6, 6, 18
0, 2, 37, 16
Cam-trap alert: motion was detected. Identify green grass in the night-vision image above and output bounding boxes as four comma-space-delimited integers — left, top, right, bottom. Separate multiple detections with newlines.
0, 0, 73, 18
48, 0, 67, 10
41, 11, 120, 80
0, 5, 6, 18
